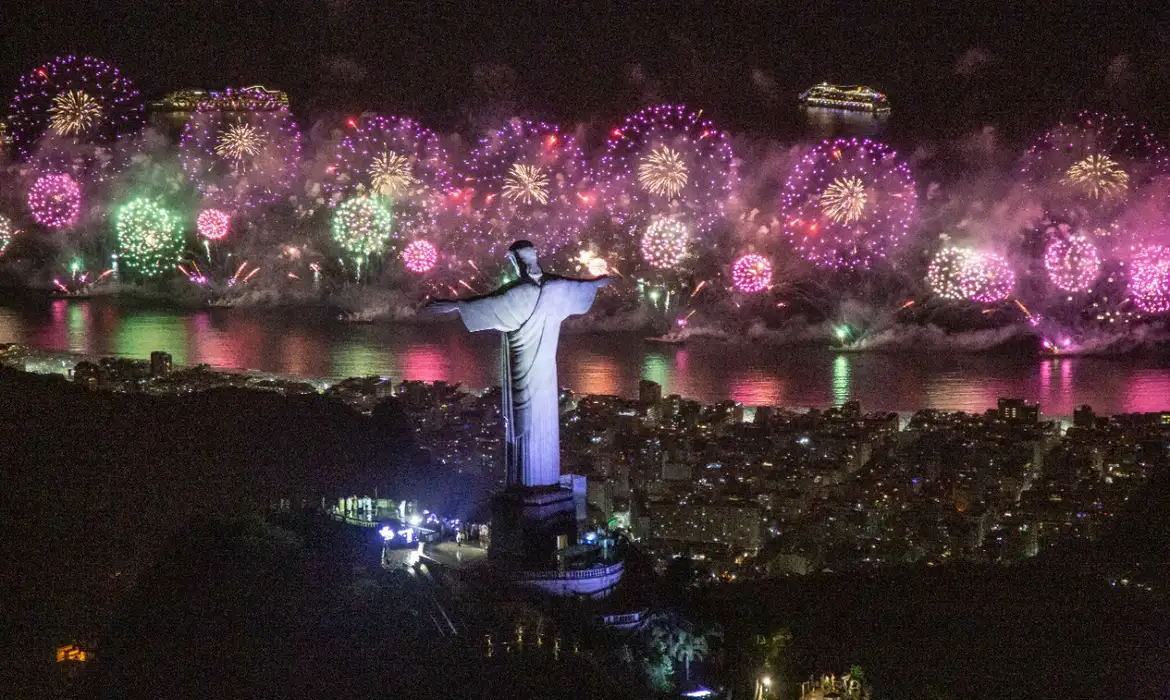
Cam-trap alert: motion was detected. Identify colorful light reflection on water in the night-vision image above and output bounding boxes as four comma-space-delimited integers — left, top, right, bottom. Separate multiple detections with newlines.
3, 299, 1170, 416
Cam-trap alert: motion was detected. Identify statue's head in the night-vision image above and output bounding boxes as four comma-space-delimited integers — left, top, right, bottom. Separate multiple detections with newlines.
508, 240, 542, 281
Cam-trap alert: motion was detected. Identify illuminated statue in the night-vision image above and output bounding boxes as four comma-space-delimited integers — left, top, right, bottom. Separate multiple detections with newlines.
429, 240, 612, 487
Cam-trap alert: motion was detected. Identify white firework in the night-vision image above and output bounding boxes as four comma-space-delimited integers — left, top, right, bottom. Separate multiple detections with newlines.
48, 90, 102, 136
369, 150, 418, 197
214, 121, 265, 163
502, 163, 550, 205
637, 146, 689, 199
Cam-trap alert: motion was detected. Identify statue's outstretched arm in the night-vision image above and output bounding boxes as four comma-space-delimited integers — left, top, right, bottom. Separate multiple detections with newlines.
426, 298, 460, 315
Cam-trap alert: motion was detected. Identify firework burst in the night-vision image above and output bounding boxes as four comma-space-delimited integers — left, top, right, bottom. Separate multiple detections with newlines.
180, 88, 300, 208
781, 138, 916, 269
1044, 231, 1102, 292
926, 246, 974, 300
196, 208, 231, 240
818, 176, 869, 224
402, 239, 438, 273
7, 55, 142, 157
732, 254, 772, 293
960, 250, 1015, 303
638, 146, 689, 199
0, 215, 17, 255
1022, 112, 1166, 216
461, 118, 590, 255
1129, 245, 1170, 314
640, 218, 689, 269
214, 121, 265, 163
327, 115, 453, 244
47, 90, 103, 137
1060, 154, 1129, 200
600, 105, 736, 234
369, 151, 418, 198
27, 173, 81, 228
332, 195, 396, 261
114, 197, 184, 278
501, 163, 550, 205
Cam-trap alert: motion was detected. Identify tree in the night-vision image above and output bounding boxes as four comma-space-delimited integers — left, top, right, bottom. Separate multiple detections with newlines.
669, 628, 709, 681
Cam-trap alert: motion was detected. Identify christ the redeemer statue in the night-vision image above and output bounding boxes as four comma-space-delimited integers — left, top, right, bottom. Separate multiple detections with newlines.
429, 240, 612, 488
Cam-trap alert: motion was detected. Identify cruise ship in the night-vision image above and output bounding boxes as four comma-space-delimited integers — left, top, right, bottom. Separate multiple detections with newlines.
799, 83, 891, 113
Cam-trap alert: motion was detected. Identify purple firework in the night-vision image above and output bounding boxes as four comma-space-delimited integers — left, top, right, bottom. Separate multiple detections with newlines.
459, 118, 592, 255
326, 115, 453, 242
781, 138, 916, 269
599, 104, 736, 233
180, 88, 301, 208
1021, 112, 1167, 214
6, 55, 143, 159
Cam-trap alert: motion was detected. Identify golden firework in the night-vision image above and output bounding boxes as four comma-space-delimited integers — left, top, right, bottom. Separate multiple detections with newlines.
1062, 154, 1129, 200
369, 151, 418, 197
637, 146, 689, 199
214, 121, 265, 162
502, 163, 550, 205
48, 90, 102, 137
819, 176, 869, 224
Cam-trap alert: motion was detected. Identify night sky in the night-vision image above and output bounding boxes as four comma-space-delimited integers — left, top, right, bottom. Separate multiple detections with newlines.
5, 1, 1170, 138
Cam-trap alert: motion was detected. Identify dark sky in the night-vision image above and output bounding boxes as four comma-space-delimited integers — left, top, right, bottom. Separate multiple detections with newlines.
6, 0, 1170, 139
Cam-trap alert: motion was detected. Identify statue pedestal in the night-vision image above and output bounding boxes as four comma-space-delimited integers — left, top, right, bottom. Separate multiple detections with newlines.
489, 486, 577, 564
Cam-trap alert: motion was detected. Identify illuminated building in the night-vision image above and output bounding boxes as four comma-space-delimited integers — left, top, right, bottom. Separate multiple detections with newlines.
998, 398, 1040, 424
56, 644, 90, 663
799, 83, 891, 113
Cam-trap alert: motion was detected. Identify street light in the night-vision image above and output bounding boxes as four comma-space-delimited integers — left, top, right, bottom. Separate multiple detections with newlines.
755, 675, 772, 700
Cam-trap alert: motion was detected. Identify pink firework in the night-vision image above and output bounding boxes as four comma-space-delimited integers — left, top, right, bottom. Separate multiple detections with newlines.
732, 254, 772, 293
959, 251, 1015, 303
599, 104, 736, 233
196, 208, 231, 240
28, 173, 81, 228
1128, 245, 1170, 314
780, 138, 916, 269
1044, 232, 1101, 292
402, 240, 438, 273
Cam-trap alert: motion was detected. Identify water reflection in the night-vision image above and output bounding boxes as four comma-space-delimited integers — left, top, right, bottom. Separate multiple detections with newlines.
577, 351, 621, 396
832, 354, 851, 406
66, 302, 90, 354
730, 370, 784, 407
402, 345, 449, 382
641, 353, 670, 392
3, 298, 1170, 415
804, 106, 888, 140
114, 313, 189, 365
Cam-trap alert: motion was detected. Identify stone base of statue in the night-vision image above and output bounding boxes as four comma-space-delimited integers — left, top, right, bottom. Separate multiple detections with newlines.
488, 484, 624, 599
489, 485, 578, 564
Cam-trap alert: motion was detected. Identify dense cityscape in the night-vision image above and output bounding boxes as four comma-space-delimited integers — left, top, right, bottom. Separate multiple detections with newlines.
2, 342, 1165, 699
7, 344, 1160, 580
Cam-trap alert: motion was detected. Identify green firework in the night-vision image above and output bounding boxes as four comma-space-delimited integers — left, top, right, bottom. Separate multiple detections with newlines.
115, 197, 184, 278
331, 195, 396, 260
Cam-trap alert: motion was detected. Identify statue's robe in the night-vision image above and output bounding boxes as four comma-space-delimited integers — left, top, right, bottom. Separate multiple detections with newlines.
455, 276, 599, 487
